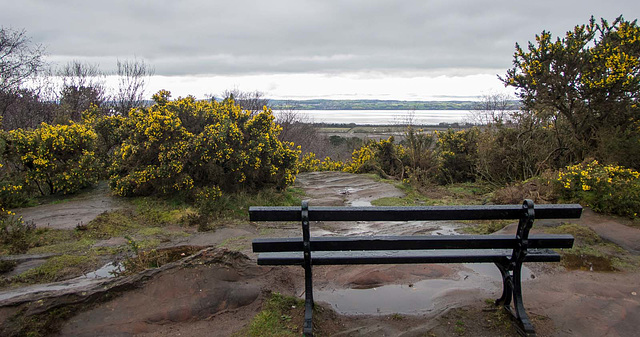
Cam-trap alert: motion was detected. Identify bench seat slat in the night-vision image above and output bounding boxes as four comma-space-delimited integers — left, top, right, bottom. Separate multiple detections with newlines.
257, 248, 561, 266
252, 234, 574, 252
249, 204, 582, 222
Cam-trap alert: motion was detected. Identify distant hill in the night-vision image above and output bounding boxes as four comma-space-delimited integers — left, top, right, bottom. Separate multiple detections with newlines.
268, 99, 520, 110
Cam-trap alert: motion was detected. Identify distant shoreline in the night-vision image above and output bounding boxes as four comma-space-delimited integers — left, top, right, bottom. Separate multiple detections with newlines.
269, 99, 520, 111
272, 109, 476, 126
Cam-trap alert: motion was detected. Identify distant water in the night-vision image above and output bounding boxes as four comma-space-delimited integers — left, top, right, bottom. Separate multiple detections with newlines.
273, 109, 472, 125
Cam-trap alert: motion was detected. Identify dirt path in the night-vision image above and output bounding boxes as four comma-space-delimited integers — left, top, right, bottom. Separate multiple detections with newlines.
2, 172, 639, 336
13, 182, 124, 230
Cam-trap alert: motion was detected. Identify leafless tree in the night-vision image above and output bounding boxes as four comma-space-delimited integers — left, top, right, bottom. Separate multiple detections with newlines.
113, 58, 154, 115
393, 109, 416, 128
469, 93, 516, 126
0, 27, 46, 122
0, 27, 45, 94
221, 88, 269, 115
56, 61, 108, 121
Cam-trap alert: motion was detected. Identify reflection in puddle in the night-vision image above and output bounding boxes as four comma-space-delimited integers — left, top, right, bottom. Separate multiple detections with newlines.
315, 262, 533, 315
350, 200, 373, 207
84, 262, 122, 279
316, 278, 475, 315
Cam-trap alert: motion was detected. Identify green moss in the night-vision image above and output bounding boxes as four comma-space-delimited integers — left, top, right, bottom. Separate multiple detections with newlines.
218, 236, 248, 251
132, 197, 190, 225
371, 180, 491, 207
544, 223, 640, 271
2, 306, 77, 337
545, 223, 602, 246
238, 292, 304, 337
27, 237, 96, 254
84, 210, 139, 239
202, 187, 303, 221
446, 182, 492, 196
14, 254, 99, 284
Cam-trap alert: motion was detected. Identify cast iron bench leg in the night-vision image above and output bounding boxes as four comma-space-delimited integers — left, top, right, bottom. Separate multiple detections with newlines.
512, 259, 535, 336
302, 201, 314, 337
495, 261, 513, 307
303, 263, 313, 336
495, 200, 537, 337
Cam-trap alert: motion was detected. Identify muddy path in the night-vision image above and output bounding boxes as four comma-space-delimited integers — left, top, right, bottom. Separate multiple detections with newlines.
13, 182, 124, 230
1, 171, 639, 336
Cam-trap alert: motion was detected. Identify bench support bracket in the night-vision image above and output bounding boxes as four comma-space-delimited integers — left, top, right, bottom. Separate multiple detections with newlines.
495, 199, 536, 337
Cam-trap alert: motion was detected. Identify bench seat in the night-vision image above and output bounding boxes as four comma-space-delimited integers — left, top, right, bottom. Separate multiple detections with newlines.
257, 247, 562, 265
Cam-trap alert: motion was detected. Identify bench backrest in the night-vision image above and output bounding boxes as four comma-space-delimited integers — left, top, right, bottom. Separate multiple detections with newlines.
250, 200, 582, 253
249, 203, 582, 222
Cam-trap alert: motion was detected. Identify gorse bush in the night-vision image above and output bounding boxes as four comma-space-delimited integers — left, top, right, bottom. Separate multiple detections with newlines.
109, 91, 300, 197
3, 122, 100, 195
436, 129, 478, 184
298, 152, 344, 172
344, 137, 405, 178
558, 160, 640, 218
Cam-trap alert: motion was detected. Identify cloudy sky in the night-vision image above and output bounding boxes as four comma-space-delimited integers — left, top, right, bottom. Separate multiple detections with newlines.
2, 0, 639, 100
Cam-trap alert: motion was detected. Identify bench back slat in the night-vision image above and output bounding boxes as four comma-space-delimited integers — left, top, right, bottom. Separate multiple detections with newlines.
249, 204, 582, 222
252, 234, 574, 252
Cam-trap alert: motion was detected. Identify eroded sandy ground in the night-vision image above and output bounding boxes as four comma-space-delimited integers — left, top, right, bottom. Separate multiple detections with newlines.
1, 172, 639, 336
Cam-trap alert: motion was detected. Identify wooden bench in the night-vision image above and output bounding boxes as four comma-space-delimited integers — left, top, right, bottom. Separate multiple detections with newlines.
250, 200, 581, 337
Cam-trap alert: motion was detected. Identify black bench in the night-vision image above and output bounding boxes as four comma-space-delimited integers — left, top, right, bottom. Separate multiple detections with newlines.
250, 200, 581, 337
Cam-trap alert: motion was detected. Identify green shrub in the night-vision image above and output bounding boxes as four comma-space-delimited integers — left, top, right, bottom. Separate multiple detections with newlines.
3, 122, 100, 195
558, 160, 640, 218
109, 91, 300, 197
436, 128, 478, 184
344, 137, 405, 178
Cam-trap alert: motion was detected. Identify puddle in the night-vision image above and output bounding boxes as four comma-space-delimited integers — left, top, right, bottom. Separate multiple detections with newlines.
84, 262, 122, 279
315, 262, 533, 315
315, 266, 493, 315
316, 279, 473, 315
350, 200, 373, 207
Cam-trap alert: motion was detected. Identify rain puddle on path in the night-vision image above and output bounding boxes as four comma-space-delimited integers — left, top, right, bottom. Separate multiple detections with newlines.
315, 263, 532, 315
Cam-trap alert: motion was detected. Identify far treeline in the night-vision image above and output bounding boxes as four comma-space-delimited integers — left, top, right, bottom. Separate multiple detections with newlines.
1, 15, 639, 251
269, 99, 520, 110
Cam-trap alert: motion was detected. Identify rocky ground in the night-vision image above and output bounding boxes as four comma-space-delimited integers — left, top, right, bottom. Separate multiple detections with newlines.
1, 171, 639, 336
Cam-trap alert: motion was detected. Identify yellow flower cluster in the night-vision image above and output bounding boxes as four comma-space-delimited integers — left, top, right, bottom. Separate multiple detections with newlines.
558, 160, 640, 190
298, 153, 345, 173
5, 122, 100, 195
558, 160, 640, 218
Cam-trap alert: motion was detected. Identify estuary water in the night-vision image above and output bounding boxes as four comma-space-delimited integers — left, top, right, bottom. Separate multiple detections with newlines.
273, 109, 473, 125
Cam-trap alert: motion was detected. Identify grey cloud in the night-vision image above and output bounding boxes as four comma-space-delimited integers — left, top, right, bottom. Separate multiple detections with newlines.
2, 0, 638, 76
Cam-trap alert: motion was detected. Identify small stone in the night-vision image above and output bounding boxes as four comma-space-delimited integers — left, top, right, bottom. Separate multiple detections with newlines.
632, 292, 637, 296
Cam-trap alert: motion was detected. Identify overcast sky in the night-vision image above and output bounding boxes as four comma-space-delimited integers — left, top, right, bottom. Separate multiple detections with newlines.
2, 0, 639, 100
